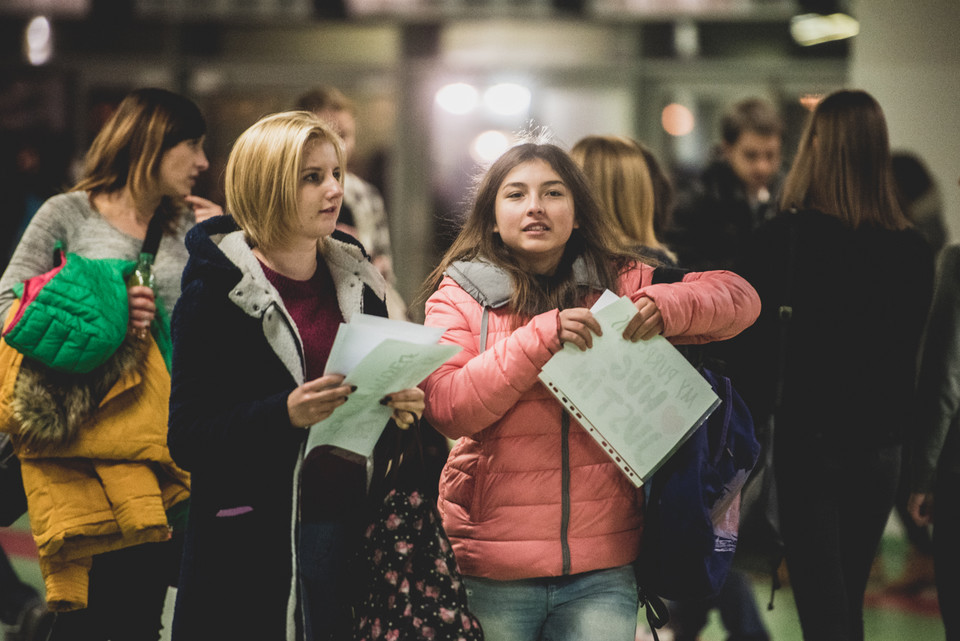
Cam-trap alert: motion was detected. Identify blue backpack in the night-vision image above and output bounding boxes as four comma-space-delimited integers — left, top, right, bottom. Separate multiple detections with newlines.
635, 267, 762, 635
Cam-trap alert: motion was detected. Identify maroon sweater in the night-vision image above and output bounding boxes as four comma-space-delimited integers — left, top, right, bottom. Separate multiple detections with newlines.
260, 258, 365, 521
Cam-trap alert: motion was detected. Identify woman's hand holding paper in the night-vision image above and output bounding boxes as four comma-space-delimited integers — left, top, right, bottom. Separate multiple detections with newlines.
558, 307, 603, 351
382, 388, 425, 430
287, 374, 355, 428
623, 296, 664, 342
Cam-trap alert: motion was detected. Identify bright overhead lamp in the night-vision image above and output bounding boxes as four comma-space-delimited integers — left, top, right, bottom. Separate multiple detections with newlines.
471, 130, 511, 164
790, 12, 860, 46
436, 83, 479, 115
24, 15, 53, 65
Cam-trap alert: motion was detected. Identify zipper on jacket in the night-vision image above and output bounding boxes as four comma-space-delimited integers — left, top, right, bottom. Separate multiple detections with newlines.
561, 410, 572, 575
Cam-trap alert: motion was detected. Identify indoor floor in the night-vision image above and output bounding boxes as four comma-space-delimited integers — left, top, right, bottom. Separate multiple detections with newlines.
1, 515, 945, 641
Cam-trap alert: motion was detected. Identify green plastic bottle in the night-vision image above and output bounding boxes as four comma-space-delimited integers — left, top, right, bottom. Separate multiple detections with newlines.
127, 252, 157, 291
127, 252, 156, 340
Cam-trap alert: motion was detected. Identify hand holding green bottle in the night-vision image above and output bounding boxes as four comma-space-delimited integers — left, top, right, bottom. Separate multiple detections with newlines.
127, 252, 157, 340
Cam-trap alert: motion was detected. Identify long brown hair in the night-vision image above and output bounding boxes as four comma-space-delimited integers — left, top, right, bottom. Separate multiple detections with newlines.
779, 89, 909, 230
422, 143, 635, 317
72, 87, 207, 231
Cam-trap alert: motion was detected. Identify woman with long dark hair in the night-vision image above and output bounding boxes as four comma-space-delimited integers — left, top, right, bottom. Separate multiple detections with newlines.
730, 89, 936, 641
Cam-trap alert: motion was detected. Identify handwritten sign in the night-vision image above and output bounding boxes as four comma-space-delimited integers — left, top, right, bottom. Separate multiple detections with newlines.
538, 295, 719, 487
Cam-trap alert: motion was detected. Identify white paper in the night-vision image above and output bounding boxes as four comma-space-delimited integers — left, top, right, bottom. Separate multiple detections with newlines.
590, 288, 622, 313
538, 295, 719, 487
308, 317, 460, 458
324, 313, 447, 376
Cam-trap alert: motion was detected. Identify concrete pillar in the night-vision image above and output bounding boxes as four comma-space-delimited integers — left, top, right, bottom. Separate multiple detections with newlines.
850, 0, 960, 239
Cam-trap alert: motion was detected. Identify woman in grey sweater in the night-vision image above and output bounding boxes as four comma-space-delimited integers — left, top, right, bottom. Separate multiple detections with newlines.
0, 87, 220, 641
0, 89, 220, 324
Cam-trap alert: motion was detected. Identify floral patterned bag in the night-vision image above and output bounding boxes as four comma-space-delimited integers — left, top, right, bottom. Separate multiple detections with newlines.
352, 422, 484, 641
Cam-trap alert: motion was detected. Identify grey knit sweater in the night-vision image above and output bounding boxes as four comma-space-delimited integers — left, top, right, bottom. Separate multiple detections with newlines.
0, 192, 192, 323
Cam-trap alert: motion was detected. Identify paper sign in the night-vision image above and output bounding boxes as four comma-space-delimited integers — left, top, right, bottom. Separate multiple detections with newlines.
325, 313, 447, 376
307, 326, 460, 458
538, 295, 719, 487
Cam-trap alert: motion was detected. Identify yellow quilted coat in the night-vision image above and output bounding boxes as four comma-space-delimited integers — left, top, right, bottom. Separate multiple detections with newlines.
0, 303, 190, 612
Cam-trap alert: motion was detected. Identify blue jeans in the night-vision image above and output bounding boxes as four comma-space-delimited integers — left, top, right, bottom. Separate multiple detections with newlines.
463, 565, 639, 641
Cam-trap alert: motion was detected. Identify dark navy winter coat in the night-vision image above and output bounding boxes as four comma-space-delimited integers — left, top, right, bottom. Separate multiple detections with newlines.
167, 215, 387, 641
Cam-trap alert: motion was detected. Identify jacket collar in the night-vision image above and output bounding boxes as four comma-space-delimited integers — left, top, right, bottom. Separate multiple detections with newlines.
446, 260, 514, 309
216, 230, 385, 323
445, 257, 603, 308
212, 228, 387, 384
319, 234, 387, 321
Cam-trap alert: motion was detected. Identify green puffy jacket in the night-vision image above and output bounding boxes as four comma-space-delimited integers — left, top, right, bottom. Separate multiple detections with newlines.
1, 242, 171, 374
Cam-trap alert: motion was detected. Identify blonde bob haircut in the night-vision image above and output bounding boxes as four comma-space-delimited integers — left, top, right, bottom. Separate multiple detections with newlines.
779, 89, 909, 231
225, 110, 345, 250
570, 135, 672, 258
73, 87, 206, 230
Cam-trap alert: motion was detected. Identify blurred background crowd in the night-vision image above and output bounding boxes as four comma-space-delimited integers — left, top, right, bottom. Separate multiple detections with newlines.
0, 0, 957, 318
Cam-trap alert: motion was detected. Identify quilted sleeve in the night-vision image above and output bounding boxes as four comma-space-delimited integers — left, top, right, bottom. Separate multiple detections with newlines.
3, 255, 132, 374
624, 265, 761, 344
421, 280, 560, 439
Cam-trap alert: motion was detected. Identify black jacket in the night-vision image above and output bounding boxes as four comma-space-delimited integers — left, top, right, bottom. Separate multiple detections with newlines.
911, 244, 960, 491
666, 160, 782, 272
725, 209, 934, 451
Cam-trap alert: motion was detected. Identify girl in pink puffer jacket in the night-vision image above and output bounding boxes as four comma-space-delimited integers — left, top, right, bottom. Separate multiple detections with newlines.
420, 142, 760, 641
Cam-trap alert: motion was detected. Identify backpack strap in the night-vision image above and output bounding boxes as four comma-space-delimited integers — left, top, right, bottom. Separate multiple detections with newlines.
711, 374, 734, 466
638, 585, 669, 641
650, 265, 688, 286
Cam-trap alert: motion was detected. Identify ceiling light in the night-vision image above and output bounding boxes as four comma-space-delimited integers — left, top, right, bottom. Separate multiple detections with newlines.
790, 12, 859, 46
24, 15, 53, 66
435, 83, 478, 115
471, 130, 511, 164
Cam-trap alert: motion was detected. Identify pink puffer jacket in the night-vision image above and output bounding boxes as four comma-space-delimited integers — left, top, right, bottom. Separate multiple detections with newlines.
422, 260, 760, 580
